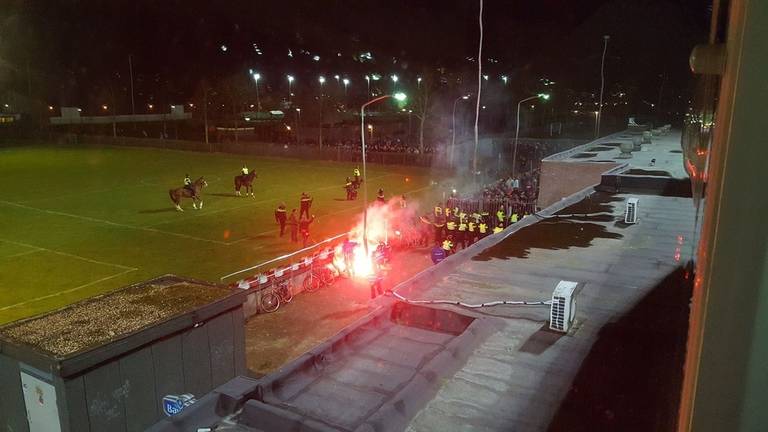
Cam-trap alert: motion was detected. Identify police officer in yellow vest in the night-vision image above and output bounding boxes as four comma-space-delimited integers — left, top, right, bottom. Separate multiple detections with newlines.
442, 236, 454, 255
478, 221, 489, 239
445, 217, 457, 238
510, 212, 519, 224
457, 215, 468, 249
496, 208, 506, 228
493, 223, 504, 234
434, 204, 443, 217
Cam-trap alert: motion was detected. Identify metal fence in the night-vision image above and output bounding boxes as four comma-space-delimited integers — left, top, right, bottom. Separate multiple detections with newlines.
445, 197, 538, 216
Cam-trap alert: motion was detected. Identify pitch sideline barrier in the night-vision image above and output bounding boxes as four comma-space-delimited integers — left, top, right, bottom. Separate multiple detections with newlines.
221, 233, 347, 317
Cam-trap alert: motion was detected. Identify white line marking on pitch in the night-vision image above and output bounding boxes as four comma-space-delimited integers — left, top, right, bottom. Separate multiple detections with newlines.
0, 200, 229, 245
0, 268, 137, 312
1, 249, 43, 259
0, 238, 137, 270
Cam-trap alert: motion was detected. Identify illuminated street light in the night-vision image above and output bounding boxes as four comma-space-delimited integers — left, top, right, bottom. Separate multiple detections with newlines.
417, 77, 422, 87
318, 76, 326, 148
501, 75, 508, 84
334, 75, 340, 84
287, 75, 294, 102
252, 73, 262, 110
483, 74, 489, 81
513, 93, 551, 177
101, 104, 108, 111
343, 78, 350, 95
148, 104, 154, 110
48, 105, 54, 111
295, 108, 301, 145
451, 94, 472, 168
359, 92, 407, 255
368, 123, 374, 140
365, 75, 371, 96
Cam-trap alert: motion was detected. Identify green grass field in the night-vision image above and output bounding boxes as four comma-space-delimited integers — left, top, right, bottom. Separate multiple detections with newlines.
0, 144, 437, 324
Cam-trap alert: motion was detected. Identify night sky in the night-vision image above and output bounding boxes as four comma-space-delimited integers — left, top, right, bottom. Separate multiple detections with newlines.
1, 0, 711, 110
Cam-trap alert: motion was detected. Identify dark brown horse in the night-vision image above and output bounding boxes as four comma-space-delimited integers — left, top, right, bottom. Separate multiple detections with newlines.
234, 171, 257, 196
169, 177, 207, 211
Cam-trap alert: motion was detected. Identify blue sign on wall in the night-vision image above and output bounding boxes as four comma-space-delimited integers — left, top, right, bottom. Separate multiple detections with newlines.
162, 393, 197, 416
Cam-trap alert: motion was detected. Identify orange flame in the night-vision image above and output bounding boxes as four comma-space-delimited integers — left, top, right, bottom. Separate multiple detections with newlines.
332, 197, 418, 279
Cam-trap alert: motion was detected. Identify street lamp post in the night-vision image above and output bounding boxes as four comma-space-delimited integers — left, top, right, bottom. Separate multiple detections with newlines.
391, 74, 398, 91
343, 78, 350, 97
318, 76, 325, 148
295, 108, 301, 145
451, 94, 471, 168
360, 92, 407, 255
287, 75, 294, 103
597, 35, 610, 138
365, 75, 371, 96
252, 73, 262, 111
513, 93, 549, 178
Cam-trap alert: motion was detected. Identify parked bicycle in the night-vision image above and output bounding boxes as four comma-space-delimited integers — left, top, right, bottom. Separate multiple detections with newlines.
303, 264, 338, 292
260, 279, 294, 313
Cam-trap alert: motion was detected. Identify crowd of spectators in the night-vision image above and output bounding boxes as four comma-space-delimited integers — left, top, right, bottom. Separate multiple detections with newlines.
480, 168, 541, 202
324, 137, 433, 154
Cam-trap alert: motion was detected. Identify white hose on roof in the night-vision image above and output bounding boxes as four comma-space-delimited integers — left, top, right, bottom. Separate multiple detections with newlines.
390, 291, 551, 308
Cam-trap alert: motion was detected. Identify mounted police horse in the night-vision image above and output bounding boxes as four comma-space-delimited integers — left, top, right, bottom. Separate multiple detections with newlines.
169, 177, 207, 211
234, 171, 257, 196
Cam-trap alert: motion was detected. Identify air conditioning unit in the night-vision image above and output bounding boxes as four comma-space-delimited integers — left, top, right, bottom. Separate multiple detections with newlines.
624, 197, 639, 224
550, 280, 580, 333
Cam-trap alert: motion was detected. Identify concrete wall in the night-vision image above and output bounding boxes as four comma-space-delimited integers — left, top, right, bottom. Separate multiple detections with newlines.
537, 160, 620, 208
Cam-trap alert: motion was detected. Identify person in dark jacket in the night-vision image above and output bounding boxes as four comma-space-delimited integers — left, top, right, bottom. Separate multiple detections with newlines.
287, 209, 299, 242
274, 202, 287, 236
299, 214, 315, 247
299, 192, 313, 219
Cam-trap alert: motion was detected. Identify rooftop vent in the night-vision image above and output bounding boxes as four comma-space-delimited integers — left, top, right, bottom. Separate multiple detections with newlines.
625, 197, 639, 224
550, 280, 580, 333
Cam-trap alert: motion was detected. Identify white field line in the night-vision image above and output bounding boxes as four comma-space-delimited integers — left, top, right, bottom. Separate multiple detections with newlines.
0, 238, 137, 270
145, 173, 400, 227
0, 268, 137, 312
0, 200, 230, 245
1, 249, 44, 259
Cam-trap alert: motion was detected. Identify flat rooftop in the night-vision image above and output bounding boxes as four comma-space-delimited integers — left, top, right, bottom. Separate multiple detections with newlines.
545, 129, 688, 180
399, 190, 696, 431
0, 276, 231, 357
